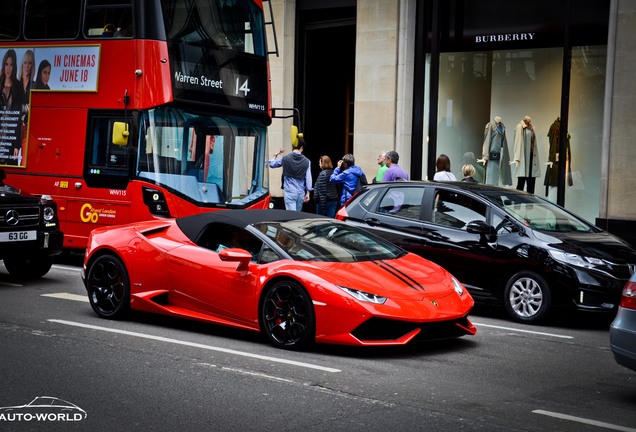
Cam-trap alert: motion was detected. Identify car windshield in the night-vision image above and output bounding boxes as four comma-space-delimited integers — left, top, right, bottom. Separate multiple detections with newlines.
253, 219, 406, 262
481, 191, 597, 233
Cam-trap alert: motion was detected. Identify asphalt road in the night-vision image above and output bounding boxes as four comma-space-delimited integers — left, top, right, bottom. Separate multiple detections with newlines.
0, 262, 634, 432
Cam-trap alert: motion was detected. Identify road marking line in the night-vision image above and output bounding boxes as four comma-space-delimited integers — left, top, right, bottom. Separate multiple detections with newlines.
533, 409, 636, 432
473, 322, 573, 339
221, 367, 296, 383
0, 281, 23, 287
51, 264, 83, 273
48, 319, 341, 373
42, 293, 88, 302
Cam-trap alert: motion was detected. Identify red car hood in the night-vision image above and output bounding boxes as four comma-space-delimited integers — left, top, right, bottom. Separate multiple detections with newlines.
305, 253, 457, 301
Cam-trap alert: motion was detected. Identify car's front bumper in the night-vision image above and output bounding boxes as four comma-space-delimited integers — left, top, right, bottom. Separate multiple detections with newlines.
554, 264, 631, 313
0, 229, 63, 259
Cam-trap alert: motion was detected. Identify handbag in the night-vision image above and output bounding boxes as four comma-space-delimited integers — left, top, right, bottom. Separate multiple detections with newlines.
489, 150, 500, 161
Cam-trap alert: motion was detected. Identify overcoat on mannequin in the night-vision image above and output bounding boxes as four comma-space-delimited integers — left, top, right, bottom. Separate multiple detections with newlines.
544, 117, 573, 195
513, 116, 541, 178
481, 116, 512, 186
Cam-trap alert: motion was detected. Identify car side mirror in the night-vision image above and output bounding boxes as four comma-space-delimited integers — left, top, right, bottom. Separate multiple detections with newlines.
466, 220, 497, 242
218, 248, 252, 272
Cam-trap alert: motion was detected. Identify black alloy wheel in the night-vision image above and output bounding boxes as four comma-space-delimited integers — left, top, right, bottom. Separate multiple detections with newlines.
86, 254, 130, 319
261, 280, 315, 350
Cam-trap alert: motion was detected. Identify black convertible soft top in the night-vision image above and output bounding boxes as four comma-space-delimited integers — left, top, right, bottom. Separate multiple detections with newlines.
175, 209, 324, 243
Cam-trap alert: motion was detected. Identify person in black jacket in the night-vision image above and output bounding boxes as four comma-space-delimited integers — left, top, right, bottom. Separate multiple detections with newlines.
313, 155, 339, 217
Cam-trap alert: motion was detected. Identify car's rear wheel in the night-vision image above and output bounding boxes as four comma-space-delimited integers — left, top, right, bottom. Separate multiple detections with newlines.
86, 254, 130, 319
504, 271, 551, 323
261, 280, 315, 350
4, 256, 53, 279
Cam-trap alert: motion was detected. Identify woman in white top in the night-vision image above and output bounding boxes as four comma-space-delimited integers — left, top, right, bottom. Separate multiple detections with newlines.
433, 154, 457, 181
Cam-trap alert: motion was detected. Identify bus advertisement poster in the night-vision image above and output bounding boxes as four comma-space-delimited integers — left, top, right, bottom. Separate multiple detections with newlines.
0, 46, 101, 167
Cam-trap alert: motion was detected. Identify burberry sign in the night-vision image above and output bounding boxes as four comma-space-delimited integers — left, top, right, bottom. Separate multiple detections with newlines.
475, 33, 536, 43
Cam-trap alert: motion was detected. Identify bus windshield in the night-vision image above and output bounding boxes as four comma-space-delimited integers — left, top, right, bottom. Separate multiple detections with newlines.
162, 0, 266, 56
137, 106, 268, 207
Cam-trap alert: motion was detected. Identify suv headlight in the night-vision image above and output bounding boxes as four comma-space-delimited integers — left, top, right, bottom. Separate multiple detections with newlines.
549, 250, 604, 269
43, 206, 55, 222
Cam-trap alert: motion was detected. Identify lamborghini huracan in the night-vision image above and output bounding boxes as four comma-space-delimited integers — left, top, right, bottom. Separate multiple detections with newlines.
82, 209, 476, 349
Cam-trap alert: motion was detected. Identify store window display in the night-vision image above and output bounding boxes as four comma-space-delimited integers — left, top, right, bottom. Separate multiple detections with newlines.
512, 116, 541, 194
429, 44, 605, 223
479, 116, 512, 186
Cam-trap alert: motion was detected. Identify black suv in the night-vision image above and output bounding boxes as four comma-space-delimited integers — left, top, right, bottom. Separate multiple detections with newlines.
0, 179, 63, 279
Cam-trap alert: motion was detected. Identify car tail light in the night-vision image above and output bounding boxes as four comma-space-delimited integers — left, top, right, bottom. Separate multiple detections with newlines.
335, 206, 347, 220
620, 281, 636, 310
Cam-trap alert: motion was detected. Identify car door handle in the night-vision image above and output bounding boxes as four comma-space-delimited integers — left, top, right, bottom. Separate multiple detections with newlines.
364, 218, 381, 227
424, 232, 443, 240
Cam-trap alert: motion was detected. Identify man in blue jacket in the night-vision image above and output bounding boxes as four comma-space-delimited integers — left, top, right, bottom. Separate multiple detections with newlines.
330, 153, 367, 205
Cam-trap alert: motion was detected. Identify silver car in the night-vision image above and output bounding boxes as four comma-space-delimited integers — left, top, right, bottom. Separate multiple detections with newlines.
610, 273, 636, 371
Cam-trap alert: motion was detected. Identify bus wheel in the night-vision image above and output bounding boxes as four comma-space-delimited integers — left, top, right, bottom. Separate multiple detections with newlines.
4, 256, 53, 279
86, 254, 130, 319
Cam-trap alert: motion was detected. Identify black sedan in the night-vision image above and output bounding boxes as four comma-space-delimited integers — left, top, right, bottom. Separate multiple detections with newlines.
337, 181, 636, 324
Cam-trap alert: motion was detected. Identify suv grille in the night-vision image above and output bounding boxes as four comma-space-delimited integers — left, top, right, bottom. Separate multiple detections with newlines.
0, 206, 40, 228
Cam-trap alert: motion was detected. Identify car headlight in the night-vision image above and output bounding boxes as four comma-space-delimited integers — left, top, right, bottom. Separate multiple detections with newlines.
549, 250, 605, 269
339, 286, 387, 304
452, 276, 464, 296
43, 206, 56, 221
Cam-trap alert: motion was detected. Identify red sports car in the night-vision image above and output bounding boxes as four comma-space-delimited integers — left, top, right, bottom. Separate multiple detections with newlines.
82, 209, 476, 349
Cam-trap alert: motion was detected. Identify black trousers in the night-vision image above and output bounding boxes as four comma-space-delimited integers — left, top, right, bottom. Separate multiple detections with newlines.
516, 177, 536, 194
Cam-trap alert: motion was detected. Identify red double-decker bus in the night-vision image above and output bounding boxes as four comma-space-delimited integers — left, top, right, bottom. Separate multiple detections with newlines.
0, 0, 273, 249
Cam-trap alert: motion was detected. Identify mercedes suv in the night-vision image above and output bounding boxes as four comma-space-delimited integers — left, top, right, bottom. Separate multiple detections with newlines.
0, 173, 63, 279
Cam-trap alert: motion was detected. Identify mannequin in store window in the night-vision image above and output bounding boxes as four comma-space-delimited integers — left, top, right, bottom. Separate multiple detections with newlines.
478, 116, 512, 186
544, 117, 573, 200
511, 115, 541, 194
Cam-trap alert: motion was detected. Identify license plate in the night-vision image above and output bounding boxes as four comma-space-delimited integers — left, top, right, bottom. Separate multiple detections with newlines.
0, 231, 36, 242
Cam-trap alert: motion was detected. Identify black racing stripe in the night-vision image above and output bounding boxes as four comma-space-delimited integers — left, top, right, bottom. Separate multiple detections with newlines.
372, 261, 425, 292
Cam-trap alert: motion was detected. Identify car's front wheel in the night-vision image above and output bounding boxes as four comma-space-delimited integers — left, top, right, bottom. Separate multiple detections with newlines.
504, 271, 551, 323
261, 280, 315, 350
4, 256, 53, 279
86, 254, 130, 319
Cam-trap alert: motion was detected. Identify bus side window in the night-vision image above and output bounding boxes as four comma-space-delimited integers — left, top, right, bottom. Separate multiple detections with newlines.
89, 118, 129, 168
24, 0, 81, 40
84, 1, 133, 39
0, 0, 21, 41
84, 116, 131, 189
